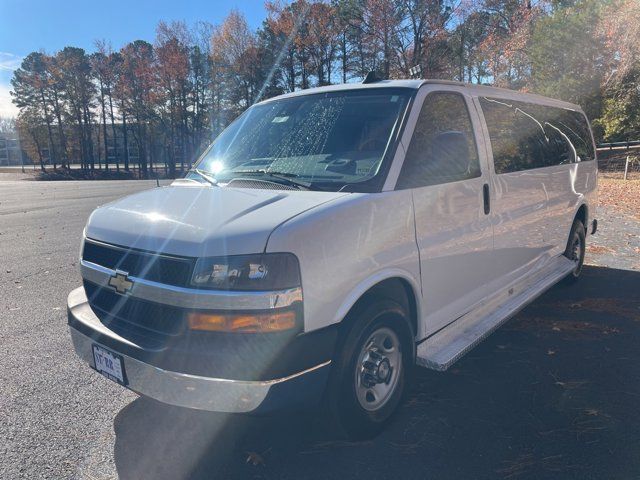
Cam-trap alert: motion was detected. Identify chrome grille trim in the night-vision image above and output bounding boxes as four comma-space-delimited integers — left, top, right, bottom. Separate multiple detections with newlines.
82, 238, 194, 287
80, 260, 303, 310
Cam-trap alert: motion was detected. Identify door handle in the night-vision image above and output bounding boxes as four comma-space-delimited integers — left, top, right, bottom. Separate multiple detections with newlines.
483, 183, 490, 215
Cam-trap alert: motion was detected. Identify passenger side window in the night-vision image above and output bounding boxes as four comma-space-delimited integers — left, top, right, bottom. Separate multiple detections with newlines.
557, 110, 595, 162
480, 97, 592, 174
396, 92, 481, 189
480, 99, 545, 173
545, 124, 575, 165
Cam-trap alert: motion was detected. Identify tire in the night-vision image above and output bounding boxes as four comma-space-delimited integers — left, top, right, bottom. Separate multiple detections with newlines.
563, 219, 586, 283
325, 298, 414, 440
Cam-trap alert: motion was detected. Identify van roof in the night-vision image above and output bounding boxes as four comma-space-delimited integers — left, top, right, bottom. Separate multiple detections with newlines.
258, 79, 583, 112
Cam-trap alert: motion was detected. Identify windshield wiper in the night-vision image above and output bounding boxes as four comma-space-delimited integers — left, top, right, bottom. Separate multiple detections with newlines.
190, 168, 218, 187
230, 169, 316, 190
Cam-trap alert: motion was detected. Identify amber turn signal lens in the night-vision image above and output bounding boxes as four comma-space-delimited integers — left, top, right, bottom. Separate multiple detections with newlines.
187, 311, 297, 333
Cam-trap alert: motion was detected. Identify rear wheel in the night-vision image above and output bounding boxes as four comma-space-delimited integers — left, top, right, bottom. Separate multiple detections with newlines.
326, 299, 413, 440
563, 219, 585, 283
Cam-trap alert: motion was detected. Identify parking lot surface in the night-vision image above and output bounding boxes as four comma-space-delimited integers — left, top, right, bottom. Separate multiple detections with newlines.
1, 179, 639, 479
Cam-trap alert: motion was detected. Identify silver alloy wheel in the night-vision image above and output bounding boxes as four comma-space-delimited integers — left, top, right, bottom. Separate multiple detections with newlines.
570, 230, 584, 276
355, 327, 402, 412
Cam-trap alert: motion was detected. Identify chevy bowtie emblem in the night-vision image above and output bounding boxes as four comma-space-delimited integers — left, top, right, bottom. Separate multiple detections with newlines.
108, 270, 133, 294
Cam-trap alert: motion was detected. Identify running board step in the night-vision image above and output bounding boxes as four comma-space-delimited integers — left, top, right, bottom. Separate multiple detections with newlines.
416, 256, 575, 371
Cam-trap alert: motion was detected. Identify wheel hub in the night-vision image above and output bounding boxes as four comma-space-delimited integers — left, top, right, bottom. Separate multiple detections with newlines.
360, 347, 393, 388
355, 327, 402, 412
570, 230, 584, 276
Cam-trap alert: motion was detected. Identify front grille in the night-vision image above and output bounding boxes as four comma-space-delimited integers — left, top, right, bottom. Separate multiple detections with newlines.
84, 281, 186, 346
83, 239, 195, 287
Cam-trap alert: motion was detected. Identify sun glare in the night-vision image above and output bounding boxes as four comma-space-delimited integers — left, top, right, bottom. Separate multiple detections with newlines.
209, 160, 225, 174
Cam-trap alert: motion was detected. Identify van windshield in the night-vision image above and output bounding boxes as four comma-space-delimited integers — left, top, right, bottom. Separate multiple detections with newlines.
191, 89, 412, 191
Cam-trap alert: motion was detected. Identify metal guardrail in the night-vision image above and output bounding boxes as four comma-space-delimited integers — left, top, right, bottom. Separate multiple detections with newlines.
596, 139, 640, 180
597, 140, 640, 150
597, 150, 640, 180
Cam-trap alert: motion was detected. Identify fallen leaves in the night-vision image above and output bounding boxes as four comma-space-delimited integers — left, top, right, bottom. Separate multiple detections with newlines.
586, 244, 615, 255
597, 177, 640, 219
510, 312, 624, 337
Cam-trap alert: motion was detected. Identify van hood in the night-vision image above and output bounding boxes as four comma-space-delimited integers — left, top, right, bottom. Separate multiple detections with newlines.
85, 182, 348, 257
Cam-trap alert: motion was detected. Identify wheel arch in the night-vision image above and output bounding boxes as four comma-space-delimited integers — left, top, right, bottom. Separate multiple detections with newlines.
563, 203, 589, 252
574, 203, 588, 233
332, 271, 422, 341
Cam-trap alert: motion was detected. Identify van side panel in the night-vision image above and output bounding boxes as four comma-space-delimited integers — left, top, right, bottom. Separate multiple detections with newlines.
475, 96, 597, 290
394, 87, 496, 336
264, 190, 423, 338
540, 160, 598, 255
491, 169, 552, 283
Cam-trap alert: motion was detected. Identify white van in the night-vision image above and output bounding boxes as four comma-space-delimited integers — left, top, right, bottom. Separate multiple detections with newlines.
68, 79, 597, 438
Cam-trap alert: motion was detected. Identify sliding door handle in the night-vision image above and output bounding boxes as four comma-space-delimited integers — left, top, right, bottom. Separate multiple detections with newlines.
483, 183, 490, 215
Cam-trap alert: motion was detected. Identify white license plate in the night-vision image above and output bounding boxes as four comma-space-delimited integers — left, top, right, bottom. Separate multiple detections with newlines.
92, 345, 127, 385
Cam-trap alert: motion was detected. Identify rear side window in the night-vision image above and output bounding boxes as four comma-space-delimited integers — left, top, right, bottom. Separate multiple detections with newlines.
396, 92, 481, 189
559, 109, 595, 162
479, 97, 595, 174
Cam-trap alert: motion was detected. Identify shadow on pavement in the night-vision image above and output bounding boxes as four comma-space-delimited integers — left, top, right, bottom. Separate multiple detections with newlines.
113, 265, 640, 480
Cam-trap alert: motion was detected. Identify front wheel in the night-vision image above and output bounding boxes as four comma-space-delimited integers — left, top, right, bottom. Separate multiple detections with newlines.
326, 299, 414, 440
563, 219, 586, 283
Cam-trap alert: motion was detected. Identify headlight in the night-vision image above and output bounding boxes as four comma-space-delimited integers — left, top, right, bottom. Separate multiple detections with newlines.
191, 253, 301, 291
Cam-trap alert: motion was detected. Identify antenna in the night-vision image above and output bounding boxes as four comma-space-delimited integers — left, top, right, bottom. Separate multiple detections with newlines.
409, 65, 422, 79
362, 71, 381, 84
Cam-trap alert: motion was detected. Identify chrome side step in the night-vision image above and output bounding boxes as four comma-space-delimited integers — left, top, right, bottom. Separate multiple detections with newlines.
416, 256, 575, 371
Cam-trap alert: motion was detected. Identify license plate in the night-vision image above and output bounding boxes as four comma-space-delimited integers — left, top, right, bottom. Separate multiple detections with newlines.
92, 344, 127, 386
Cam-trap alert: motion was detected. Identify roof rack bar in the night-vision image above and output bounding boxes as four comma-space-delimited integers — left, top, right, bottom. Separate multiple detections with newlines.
420, 79, 466, 86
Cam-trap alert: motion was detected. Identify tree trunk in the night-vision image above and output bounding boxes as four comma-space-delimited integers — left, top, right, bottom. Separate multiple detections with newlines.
122, 111, 130, 171
383, 28, 390, 79
342, 32, 347, 84
288, 50, 296, 92
301, 61, 309, 89
99, 80, 109, 171
74, 107, 85, 170
52, 88, 68, 169
84, 106, 95, 170
462, 36, 467, 81
136, 116, 147, 178
39, 89, 57, 170
32, 131, 45, 172
107, 92, 119, 172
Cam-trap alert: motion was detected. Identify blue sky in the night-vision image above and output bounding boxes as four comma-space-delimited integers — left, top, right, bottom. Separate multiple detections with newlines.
0, 0, 267, 117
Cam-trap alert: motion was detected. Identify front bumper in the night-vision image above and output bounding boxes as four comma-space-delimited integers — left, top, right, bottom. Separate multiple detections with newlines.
67, 288, 332, 413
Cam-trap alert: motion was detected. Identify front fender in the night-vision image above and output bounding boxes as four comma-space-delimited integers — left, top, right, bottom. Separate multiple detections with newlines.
265, 190, 421, 337
330, 268, 423, 338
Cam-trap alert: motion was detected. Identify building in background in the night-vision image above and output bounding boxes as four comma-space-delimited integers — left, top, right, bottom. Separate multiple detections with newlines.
1, 122, 200, 172
0, 131, 29, 166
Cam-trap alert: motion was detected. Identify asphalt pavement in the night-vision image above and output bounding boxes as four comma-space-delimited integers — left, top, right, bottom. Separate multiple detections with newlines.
1, 179, 639, 480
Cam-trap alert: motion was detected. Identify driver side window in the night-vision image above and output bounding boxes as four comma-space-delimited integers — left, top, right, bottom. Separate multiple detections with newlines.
396, 92, 481, 189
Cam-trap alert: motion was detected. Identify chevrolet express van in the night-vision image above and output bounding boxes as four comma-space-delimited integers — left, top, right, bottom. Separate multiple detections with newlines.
68, 79, 597, 438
